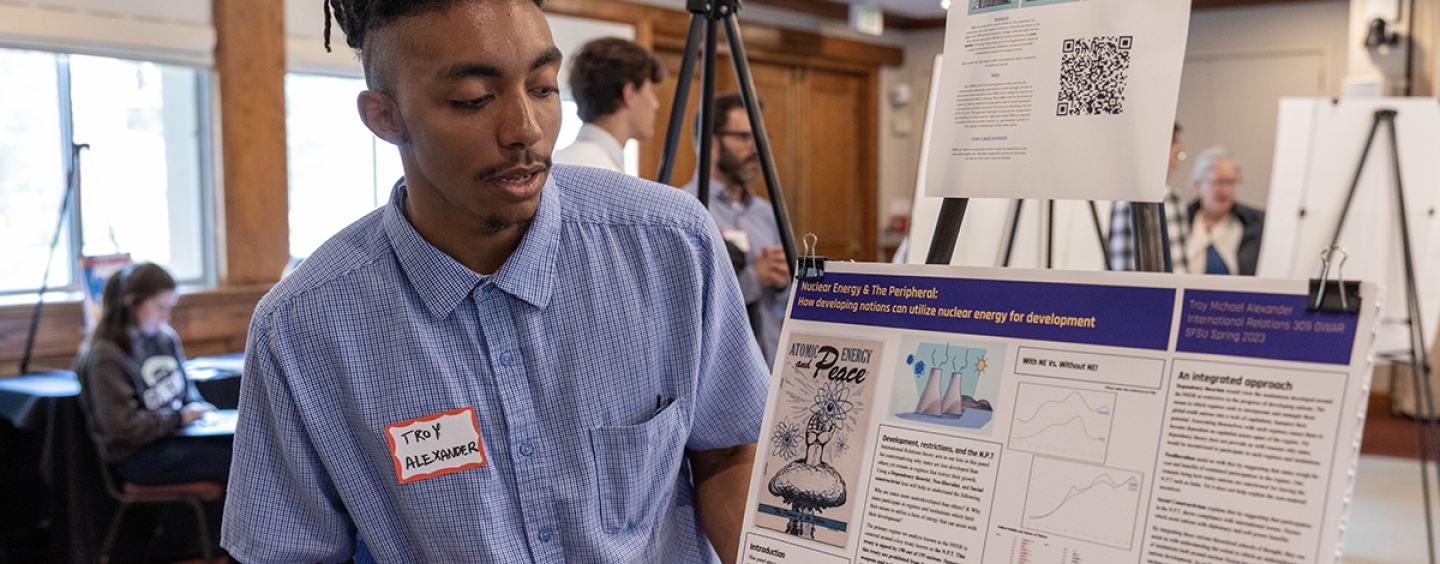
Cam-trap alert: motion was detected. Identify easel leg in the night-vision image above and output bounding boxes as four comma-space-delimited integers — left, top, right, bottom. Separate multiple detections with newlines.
1131, 203, 1167, 273
1387, 112, 1440, 564
1089, 201, 1112, 270
926, 198, 969, 265
1331, 110, 1438, 564
655, 15, 703, 186
1001, 200, 1024, 267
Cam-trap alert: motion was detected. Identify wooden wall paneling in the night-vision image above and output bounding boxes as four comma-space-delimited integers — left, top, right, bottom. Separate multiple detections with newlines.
0, 302, 86, 376
213, 0, 290, 286
804, 68, 870, 260
544, 0, 658, 27
647, 12, 902, 72
0, 286, 267, 377
742, 60, 799, 207
1413, 0, 1440, 96
858, 68, 880, 261
785, 66, 813, 237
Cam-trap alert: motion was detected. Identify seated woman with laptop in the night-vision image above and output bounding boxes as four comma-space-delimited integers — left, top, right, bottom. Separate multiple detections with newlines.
74, 263, 231, 486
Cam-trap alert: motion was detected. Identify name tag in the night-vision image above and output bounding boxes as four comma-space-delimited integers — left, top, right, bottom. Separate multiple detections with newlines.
385, 407, 487, 484
722, 229, 752, 253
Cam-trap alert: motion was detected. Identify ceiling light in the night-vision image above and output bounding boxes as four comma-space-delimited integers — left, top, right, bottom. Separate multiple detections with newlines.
941, 0, 951, 9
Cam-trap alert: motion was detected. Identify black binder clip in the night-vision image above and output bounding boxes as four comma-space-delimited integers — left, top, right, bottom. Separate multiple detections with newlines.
796, 233, 826, 281
1308, 246, 1361, 313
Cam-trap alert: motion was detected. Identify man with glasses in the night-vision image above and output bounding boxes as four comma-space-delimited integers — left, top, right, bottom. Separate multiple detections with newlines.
1182, 146, 1265, 275
684, 93, 787, 367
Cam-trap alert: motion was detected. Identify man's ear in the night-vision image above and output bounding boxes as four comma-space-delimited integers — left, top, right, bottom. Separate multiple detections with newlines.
358, 90, 407, 146
620, 81, 639, 111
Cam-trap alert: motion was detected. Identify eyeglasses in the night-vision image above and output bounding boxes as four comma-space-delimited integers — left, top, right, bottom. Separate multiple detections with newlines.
716, 130, 755, 144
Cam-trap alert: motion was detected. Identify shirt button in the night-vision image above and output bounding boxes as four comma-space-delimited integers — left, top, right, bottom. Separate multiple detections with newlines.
538, 527, 554, 543
500, 352, 515, 366
519, 440, 534, 457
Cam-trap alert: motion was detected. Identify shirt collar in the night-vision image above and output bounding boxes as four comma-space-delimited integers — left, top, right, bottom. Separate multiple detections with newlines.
383, 178, 561, 319
577, 123, 625, 172
693, 174, 751, 207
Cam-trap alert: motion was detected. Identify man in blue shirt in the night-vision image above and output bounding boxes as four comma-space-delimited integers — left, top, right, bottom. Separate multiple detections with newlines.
683, 93, 789, 367
220, 1, 770, 562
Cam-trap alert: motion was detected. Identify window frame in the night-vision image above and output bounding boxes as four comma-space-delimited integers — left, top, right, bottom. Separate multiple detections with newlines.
0, 45, 217, 298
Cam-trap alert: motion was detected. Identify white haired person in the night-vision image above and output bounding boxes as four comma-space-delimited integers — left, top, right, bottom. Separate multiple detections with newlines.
1184, 147, 1265, 275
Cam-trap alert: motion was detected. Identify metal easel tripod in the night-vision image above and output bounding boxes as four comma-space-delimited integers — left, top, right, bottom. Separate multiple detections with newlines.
1327, 108, 1439, 564
997, 199, 1114, 270
928, 197, 1168, 272
656, 0, 797, 275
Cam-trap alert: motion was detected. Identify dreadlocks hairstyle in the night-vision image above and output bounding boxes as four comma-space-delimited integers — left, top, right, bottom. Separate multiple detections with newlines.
323, 0, 546, 53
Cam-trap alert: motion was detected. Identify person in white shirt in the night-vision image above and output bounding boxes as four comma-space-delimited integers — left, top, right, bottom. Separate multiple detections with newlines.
554, 37, 664, 174
1183, 147, 1265, 275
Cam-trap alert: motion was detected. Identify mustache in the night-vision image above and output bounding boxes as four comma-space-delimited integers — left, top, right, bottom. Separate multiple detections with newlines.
474, 151, 552, 182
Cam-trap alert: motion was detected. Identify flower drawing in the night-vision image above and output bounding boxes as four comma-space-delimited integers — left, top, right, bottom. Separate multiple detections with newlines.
771, 419, 802, 461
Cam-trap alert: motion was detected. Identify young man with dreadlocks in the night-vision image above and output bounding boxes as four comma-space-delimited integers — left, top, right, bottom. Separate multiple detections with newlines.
220, 2, 769, 562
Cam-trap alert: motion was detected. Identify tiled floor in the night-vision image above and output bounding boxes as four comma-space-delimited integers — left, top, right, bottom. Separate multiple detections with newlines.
1344, 391, 1440, 563
1344, 455, 1438, 564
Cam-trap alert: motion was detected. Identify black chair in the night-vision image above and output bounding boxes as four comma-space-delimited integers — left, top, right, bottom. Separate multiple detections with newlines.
93, 444, 223, 564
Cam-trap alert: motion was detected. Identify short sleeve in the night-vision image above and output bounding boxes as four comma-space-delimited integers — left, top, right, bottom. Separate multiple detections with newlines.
220, 318, 355, 563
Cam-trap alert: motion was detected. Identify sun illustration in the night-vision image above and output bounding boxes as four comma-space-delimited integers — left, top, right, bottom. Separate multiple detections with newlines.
975, 358, 988, 373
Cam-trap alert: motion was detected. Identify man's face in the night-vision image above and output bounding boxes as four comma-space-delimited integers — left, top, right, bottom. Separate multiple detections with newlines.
630, 79, 661, 142
374, 0, 562, 232
1195, 160, 1239, 217
1168, 131, 1185, 178
716, 108, 760, 186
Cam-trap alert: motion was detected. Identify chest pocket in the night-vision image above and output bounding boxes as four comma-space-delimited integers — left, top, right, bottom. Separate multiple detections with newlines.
588, 401, 688, 533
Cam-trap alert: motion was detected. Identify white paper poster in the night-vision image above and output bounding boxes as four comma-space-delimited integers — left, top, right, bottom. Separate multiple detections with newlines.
924, 0, 1191, 202
738, 263, 1379, 564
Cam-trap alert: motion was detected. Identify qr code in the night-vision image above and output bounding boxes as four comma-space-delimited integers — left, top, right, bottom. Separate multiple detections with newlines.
1056, 36, 1132, 116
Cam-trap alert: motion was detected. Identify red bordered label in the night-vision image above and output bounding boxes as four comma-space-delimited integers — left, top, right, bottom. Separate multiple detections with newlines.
384, 406, 487, 484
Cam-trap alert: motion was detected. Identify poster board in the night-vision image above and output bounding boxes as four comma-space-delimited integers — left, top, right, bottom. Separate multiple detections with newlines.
905, 55, 1111, 270
80, 253, 131, 332
922, 0, 1189, 202
1258, 97, 1440, 356
738, 262, 1378, 564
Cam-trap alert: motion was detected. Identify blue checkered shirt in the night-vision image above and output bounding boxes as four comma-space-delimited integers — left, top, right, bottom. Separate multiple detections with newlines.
221, 165, 771, 563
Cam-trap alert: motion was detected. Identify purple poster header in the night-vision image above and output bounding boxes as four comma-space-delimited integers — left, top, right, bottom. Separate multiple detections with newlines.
789, 272, 1175, 350
1177, 290, 1359, 365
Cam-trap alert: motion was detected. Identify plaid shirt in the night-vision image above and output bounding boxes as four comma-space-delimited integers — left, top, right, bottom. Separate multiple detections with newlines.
222, 165, 770, 563
1108, 189, 1188, 272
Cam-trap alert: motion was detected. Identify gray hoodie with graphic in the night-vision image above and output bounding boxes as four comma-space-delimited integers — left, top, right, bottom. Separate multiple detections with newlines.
75, 325, 203, 463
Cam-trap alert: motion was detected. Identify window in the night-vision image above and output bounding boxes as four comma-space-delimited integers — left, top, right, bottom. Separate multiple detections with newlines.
0, 48, 211, 296
285, 74, 403, 259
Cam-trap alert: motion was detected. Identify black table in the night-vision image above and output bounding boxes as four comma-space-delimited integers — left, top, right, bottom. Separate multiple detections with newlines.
0, 357, 242, 563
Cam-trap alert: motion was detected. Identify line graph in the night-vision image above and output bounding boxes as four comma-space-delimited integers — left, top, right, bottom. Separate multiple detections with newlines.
1008, 383, 1116, 463
1021, 457, 1142, 550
